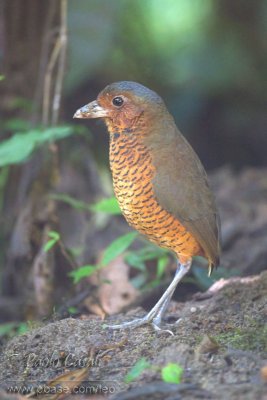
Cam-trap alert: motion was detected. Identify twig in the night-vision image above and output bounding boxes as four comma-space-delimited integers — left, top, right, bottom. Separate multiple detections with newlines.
33, 0, 69, 318
31, 2, 58, 125
58, 239, 79, 270
42, 37, 62, 126
42, 0, 68, 126
51, 0, 67, 125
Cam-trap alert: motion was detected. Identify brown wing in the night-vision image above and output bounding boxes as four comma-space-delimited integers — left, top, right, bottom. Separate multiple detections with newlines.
151, 127, 220, 268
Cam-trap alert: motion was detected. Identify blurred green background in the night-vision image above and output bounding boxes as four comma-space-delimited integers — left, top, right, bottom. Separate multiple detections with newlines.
0, 0, 267, 329
65, 0, 267, 169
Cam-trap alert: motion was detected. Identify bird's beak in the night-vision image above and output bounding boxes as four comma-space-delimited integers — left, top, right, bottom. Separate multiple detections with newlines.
73, 100, 109, 119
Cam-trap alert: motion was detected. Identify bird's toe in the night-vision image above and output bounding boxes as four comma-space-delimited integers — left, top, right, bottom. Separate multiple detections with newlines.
151, 320, 174, 336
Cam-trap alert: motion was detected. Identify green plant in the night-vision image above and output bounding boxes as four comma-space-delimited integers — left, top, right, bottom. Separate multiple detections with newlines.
43, 231, 61, 252
69, 231, 138, 283
0, 126, 75, 167
0, 322, 29, 338
161, 363, 183, 384
67, 306, 78, 314
123, 358, 184, 384
51, 194, 122, 214
90, 196, 121, 215
124, 358, 150, 383
125, 244, 170, 289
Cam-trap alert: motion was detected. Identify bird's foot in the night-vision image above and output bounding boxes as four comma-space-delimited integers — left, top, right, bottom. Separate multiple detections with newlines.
105, 262, 191, 336
106, 315, 174, 336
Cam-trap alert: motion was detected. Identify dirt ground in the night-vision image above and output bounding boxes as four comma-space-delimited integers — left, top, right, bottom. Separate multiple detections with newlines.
0, 270, 266, 399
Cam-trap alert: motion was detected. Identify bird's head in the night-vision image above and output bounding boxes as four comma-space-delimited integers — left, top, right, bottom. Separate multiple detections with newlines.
73, 81, 167, 134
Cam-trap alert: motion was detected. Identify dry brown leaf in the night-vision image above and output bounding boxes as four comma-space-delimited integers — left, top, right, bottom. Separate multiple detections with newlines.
195, 334, 220, 360
27, 367, 89, 400
26, 339, 126, 399
85, 255, 138, 316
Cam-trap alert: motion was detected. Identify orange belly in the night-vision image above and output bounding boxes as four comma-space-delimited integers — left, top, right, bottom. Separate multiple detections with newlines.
109, 133, 202, 263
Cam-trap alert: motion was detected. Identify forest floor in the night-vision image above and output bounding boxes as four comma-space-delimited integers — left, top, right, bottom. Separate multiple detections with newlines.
0, 272, 266, 400
0, 167, 267, 400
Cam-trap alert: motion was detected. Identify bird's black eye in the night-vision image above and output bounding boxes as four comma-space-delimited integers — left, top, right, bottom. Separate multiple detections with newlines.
112, 96, 124, 107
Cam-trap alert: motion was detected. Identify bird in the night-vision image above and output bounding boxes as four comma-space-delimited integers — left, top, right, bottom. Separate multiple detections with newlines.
73, 81, 220, 333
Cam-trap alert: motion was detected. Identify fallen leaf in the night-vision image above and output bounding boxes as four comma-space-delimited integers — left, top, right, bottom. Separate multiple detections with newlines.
85, 255, 138, 315
195, 334, 220, 359
27, 367, 88, 399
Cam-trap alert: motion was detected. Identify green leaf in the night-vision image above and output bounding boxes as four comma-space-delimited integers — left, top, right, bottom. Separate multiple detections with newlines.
132, 245, 169, 261
125, 245, 169, 272
0, 75, 5, 81
35, 126, 74, 144
17, 323, 29, 335
124, 358, 150, 383
156, 255, 169, 279
51, 194, 121, 215
68, 306, 78, 314
0, 322, 29, 337
0, 322, 17, 337
48, 231, 60, 240
43, 231, 60, 253
68, 231, 138, 284
0, 133, 35, 166
161, 363, 183, 384
51, 193, 91, 211
0, 126, 74, 167
90, 197, 121, 215
101, 232, 138, 267
69, 265, 98, 284
124, 252, 146, 272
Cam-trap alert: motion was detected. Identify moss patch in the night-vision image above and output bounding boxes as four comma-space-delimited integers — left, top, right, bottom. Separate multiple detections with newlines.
215, 324, 267, 352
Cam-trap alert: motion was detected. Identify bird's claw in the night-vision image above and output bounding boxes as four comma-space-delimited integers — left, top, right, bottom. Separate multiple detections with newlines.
106, 317, 174, 336
152, 322, 174, 336
106, 318, 145, 330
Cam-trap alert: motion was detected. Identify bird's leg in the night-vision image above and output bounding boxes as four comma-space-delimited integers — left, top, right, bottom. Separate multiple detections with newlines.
106, 259, 191, 332
145, 264, 183, 330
